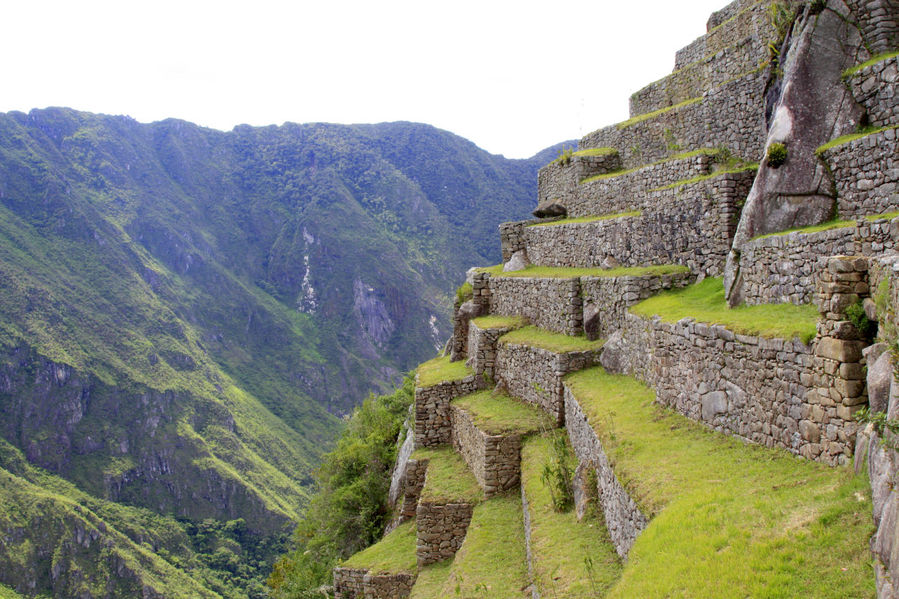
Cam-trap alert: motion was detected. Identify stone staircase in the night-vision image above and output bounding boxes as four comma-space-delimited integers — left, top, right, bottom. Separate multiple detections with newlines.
331, 0, 899, 596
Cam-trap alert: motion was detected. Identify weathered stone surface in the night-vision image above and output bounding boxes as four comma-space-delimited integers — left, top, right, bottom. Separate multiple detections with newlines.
450, 403, 522, 497
599, 331, 627, 375
414, 375, 484, 448
869, 351, 895, 414
533, 199, 567, 219
503, 250, 529, 272
725, 5, 868, 305
416, 502, 474, 566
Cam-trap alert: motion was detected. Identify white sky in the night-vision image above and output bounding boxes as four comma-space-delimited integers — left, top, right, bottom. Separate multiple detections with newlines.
1, 0, 731, 159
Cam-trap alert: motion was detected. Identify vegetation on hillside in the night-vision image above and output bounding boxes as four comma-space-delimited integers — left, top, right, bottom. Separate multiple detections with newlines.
268, 376, 414, 598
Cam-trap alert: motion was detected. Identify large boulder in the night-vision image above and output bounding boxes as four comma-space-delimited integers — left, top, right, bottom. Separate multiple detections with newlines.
503, 250, 529, 272
532, 199, 567, 219
725, 1, 868, 305
868, 346, 894, 414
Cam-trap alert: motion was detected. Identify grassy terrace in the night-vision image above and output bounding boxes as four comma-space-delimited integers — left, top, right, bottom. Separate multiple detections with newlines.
452, 391, 553, 436
410, 496, 530, 598
816, 124, 899, 155
342, 520, 417, 575
526, 210, 642, 227
416, 355, 472, 388
615, 97, 702, 129
470, 314, 528, 330
478, 264, 690, 279
751, 211, 899, 241
412, 446, 483, 504
521, 434, 622, 597
579, 148, 721, 185
650, 163, 758, 192
843, 50, 899, 77
630, 277, 818, 343
500, 326, 604, 354
566, 367, 874, 598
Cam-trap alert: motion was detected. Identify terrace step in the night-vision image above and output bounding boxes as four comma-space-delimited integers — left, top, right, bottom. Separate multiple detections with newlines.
817, 126, 899, 220
492, 325, 603, 424
673, 0, 776, 71
409, 496, 531, 598
579, 69, 768, 170
449, 390, 554, 497
413, 356, 485, 448
845, 53, 899, 129
561, 366, 873, 596
520, 433, 623, 597
465, 315, 528, 381
412, 446, 483, 566
334, 520, 418, 599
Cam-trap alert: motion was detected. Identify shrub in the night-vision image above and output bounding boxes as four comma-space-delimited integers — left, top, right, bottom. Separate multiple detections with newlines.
767, 142, 787, 168
456, 282, 473, 305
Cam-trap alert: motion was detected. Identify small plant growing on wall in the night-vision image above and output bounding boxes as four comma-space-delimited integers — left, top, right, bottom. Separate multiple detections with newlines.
845, 299, 875, 341
767, 142, 788, 168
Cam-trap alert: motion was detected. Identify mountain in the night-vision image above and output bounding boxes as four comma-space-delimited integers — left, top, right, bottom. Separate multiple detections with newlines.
0, 107, 566, 597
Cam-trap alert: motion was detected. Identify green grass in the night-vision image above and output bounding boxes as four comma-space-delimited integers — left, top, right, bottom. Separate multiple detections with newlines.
470, 315, 528, 330
413, 446, 483, 504
417, 355, 472, 388
521, 434, 622, 598
650, 164, 758, 192
564, 367, 875, 598
751, 219, 855, 241
479, 264, 690, 279
630, 278, 818, 343
409, 496, 530, 598
868, 211, 899, 222
615, 97, 702, 129
526, 211, 642, 227
579, 148, 723, 185
499, 326, 605, 354
0, 584, 26, 599
843, 50, 899, 77
452, 391, 554, 436
816, 125, 899, 155
342, 520, 417, 574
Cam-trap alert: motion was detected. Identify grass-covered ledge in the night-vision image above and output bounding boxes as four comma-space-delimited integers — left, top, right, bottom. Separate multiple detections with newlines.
749, 211, 899, 242
499, 326, 604, 354
416, 355, 472, 388
469, 314, 528, 330
650, 163, 758, 192
526, 210, 642, 227
565, 367, 874, 597
479, 264, 690, 279
630, 277, 818, 343
412, 446, 483, 505
341, 519, 417, 575
842, 50, 899, 78
579, 148, 722, 185
615, 97, 702, 130
815, 124, 899, 155
451, 391, 553, 436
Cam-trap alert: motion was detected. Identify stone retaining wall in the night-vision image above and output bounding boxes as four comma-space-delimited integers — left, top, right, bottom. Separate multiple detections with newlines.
495, 341, 599, 424
674, 0, 777, 70
537, 151, 621, 205
847, 55, 899, 129
414, 375, 484, 448
451, 272, 490, 361
581, 272, 695, 340
416, 501, 474, 565
334, 567, 367, 599
450, 404, 522, 496
362, 573, 414, 599
466, 320, 517, 381
564, 389, 648, 558
845, 0, 899, 55
488, 276, 582, 336
821, 127, 899, 219
616, 311, 856, 465
580, 70, 768, 170
739, 217, 899, 306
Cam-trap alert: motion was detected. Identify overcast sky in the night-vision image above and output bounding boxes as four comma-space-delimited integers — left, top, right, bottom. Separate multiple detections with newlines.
2, 0, 730, 158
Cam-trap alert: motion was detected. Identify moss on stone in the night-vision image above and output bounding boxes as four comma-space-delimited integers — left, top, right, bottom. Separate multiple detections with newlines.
342, 519, 418, 574
499, 326, 604, 354
413, 446, 483, 504
470, 315, 528, 330
630, 277, 818, 343
452, 391, 554, 436
564, 367, 874, 598
416, 355, 472, 388
526, 211, 642, 227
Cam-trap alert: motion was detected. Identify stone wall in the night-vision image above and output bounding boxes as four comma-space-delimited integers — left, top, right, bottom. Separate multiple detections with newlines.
451, 272, 490, 361
845, 0, 899, 55
416, 501, 474, 565
847, 54, 899, 129
674, 0, 777, 70
390, 457, 428, 530
362, 573, 414, 599
580, 70, 768, 169
738, 226, 858, 305
821, 127, 899, 219
581, 272, 695, 340
488, 276, 582, 336
615, 311, 856, 465
450, 405, 522, 496
466, 320, 517, 381
537, 151, 621, 205
739, 216, 899, 306
568, 153, 714, 217
495, 341, 599, 424
525, 170, 750, 276
564, 388, 648, 558
414, 375, 484, 448
334, 567, 367, 599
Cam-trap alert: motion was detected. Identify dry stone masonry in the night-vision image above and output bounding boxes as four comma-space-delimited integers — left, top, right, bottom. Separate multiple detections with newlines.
450, 404, 523, 497
414, 374, 484, 448
820, 127, 899, 219
465, 320, 519, 381
488, 276, 582, 336
847, 54, 899, 129
416, 501, 474, 566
